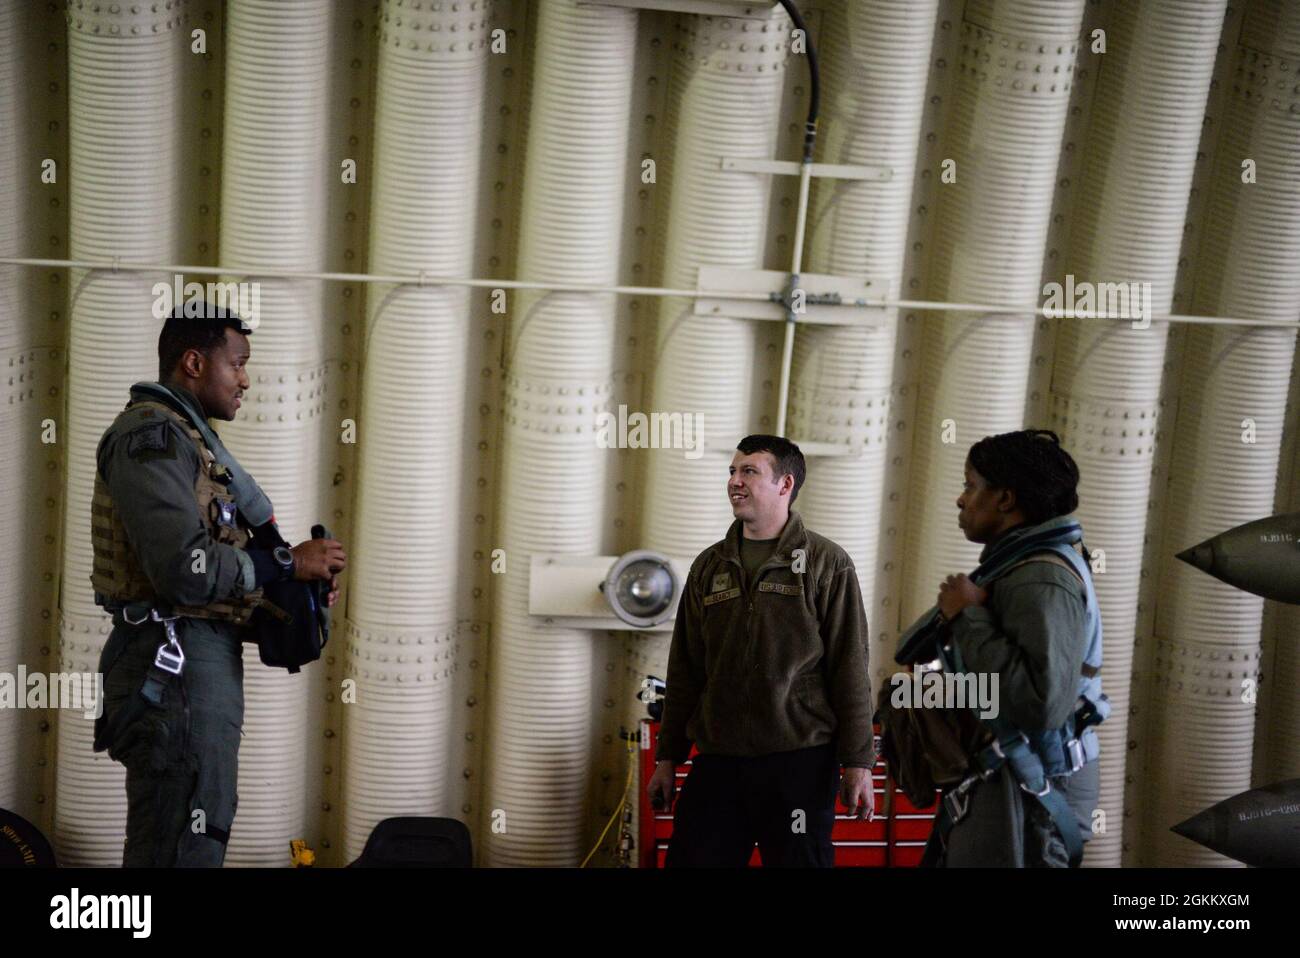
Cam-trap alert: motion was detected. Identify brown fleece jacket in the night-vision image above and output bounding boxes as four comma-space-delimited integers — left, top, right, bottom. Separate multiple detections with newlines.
656, 510, 875, 767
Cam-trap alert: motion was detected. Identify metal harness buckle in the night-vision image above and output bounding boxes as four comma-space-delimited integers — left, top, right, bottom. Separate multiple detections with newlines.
943, 774, 979, 824
153, 645, 184, 676
150, 610, 185, 676
1065, 737, 1085, 774
943, 787, 970, 824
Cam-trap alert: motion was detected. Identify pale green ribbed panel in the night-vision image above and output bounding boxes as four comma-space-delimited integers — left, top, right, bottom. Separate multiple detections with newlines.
787, 0, 940, 706
343, 0, 491, 863
1143, 0, 1300, 868
1051, 0, 1226, 868
481, 0, 638, 867
56, 0, 187, 866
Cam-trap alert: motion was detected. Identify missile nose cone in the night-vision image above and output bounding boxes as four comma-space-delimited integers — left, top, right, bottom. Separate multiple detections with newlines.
1171, 778, 1300, 867
1176, 541, 1213, 572
1174, 512, 1300, 602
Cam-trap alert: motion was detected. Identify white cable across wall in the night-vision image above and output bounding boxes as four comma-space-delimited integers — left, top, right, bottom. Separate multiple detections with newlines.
54, 0, 187, 865
788, 0, 938, 694
1144, 0, 1300, 867
341, 0, 490, 863
902, 0, 1085, 624
1050, 0, 1225, 867
216, 0, 333, 867
480, 0, 638, 866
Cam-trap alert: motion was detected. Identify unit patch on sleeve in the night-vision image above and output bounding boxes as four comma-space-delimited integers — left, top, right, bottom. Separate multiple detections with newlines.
125, 421, 174, 461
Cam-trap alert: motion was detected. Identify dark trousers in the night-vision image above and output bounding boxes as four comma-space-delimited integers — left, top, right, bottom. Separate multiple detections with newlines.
97, 618, 244, 867
665, 743, 839, 868
924, 760, 1099, 868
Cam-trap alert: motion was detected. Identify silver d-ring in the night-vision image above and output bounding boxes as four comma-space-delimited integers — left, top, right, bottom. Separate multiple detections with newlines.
1019, 780, 1051, 799
122, 606, 150, 626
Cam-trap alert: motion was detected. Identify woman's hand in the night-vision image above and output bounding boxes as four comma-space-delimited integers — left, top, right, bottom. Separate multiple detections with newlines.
937, 573, 987, 621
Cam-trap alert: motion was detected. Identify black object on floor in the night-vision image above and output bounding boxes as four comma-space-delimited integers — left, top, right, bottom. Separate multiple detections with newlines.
348, 817, 473, 868
0, 808, 57, 867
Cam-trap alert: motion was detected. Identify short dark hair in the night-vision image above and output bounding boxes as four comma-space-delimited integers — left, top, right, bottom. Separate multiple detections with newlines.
967, 429, 1080, 525
158, 304, 252, 379
736, 434, 807, 503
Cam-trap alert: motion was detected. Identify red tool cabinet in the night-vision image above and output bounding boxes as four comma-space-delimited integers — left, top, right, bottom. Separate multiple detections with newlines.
637, 720, 938, 868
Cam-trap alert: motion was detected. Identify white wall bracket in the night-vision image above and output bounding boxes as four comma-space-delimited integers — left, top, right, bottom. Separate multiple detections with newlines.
694, 265, 888, 326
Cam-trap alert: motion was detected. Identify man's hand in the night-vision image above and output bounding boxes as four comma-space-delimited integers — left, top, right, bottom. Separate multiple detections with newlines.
840, 766, 876, 821
937, 573, 987, 621
291, 538, 347, 584
647, 760, 677, 812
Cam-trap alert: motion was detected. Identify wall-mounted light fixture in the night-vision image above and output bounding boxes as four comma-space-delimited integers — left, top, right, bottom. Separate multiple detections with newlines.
528, 550, 688, 631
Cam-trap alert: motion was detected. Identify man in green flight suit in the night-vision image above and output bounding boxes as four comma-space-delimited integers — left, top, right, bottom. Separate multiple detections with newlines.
91, 304, 346, 866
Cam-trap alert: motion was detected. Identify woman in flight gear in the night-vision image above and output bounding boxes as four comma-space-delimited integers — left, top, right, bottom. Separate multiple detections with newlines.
895, 429, 1106, 867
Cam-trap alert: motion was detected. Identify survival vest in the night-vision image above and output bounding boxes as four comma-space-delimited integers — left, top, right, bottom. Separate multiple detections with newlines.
1000, 543, 1107, 768
90, 399, 265, 625
929, 538, 1109, 865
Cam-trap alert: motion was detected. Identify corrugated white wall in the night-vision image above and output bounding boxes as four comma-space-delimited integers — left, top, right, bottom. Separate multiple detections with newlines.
342, 0, 491, 865
638, 6, 792, 681
789, 0, 939, 691
3, 0, 1298, 867
902, 0, 1086, 626
0, 0, 23, 812
1140, 0, 1300, 867
1261, 360, 1300, 785
54, 0, 187, 865
1049, 0, 1226, 867
480, 0, 638, 866
215, 0, 334, 866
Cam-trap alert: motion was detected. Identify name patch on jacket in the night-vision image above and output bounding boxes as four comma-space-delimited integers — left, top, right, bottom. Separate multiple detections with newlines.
758, 581, 803, 596
703, 587, 741, 606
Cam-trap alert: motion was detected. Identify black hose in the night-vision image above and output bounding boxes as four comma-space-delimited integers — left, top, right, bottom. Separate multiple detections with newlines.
777, 0, 819, 162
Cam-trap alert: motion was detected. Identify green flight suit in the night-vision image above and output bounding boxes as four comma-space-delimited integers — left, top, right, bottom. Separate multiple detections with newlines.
92, 384, 262, 867
932, 524, 1097, 867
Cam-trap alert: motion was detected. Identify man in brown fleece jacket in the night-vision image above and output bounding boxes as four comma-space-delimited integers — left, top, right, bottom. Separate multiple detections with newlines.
646, 434, 875, 867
